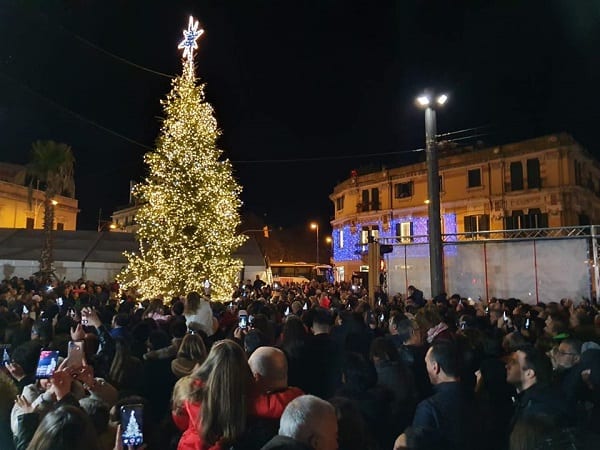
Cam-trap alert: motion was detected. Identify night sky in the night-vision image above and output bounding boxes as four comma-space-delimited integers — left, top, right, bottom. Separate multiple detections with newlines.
1, 1, 599, 232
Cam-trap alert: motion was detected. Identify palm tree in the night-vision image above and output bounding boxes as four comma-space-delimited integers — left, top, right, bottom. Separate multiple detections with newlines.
27, 141, 75, 281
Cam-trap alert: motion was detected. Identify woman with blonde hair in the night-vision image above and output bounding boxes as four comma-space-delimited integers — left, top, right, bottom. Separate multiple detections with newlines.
173, 339, 254, 450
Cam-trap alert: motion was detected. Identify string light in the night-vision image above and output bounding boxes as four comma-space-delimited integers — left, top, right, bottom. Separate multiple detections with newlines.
118, 17, 245, 300
332, 214, 457, 261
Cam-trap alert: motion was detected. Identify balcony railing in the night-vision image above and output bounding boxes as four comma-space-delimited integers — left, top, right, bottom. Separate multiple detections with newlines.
356, 201, 381, 213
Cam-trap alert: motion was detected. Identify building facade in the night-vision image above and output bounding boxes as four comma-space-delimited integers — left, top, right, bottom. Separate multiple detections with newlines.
0, 163, 78, 231
111, 204, 139, 233
329, 133, 600, 282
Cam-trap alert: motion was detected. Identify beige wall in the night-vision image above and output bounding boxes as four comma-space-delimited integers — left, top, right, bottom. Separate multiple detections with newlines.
0, 180, 78, 230
331, 134, 600, 235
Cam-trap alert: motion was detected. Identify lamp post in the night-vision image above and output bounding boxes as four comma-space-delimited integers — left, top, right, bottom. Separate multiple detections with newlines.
416, 92, 448, 298
310, 222, 319, 264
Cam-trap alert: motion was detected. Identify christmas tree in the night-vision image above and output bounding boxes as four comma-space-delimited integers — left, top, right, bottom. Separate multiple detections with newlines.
119, 16, 246, 299
123, 410, 142, 443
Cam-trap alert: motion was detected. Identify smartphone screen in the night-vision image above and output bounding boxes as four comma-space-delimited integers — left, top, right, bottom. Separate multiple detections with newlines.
67, 340, 85, 367
121, 404, 144, 446
239, 314, 248, 329
36, 350, 59, 379
285, 306, 290, 316
57, 297, 64, 307
525, 318, 531, 330
1, 345, 11, 366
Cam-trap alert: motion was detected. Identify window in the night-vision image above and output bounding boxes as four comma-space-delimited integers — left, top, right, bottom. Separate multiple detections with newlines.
371, 225, 379, 241
579, 214, 591, 226
359, 188, 380, 211
336, 196, 345, 211
371, 188, 380, 210
464, 214, 489, 238
395, 181, 413, 198
56, 223, 64, 231
527, 158, 541, 189
360, 190, 370, 212
361, 226, 379, 246
468, 168, 482, 188
527, 208, 548, 228
575, 160, 583, 186
339, 229, 344, 248
361, 226, 370, 245
396, 222, 413, 243
26, 218, 34, 229
510, 162, 524, 191
505, 209, 548, 229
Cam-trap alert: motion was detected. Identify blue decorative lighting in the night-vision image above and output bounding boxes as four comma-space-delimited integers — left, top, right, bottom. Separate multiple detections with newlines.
333, 225, 362, 261
332, 213, 457, 262
178, 16, 204, 66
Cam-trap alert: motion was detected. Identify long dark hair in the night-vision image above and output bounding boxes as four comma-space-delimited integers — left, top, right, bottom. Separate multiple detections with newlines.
26, 405, 99, 450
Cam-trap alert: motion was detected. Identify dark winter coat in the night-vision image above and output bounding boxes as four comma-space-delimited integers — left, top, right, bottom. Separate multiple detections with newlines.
260, 435, 312, 450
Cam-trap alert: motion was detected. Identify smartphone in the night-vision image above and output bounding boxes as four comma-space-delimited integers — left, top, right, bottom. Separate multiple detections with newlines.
367, 311, 376, 324
303, 302, 308, 311
503, 311, 508, 323
35, 350, 60, 379
67, 340, 85, 367
120, 404, 144, 446
379, 313, 385, 323
57, 297, 64, 307
238, 311, 248, 329
285, 306, 290, 316
524, 318, 531, 330
1, 344, 11, 366
23, 305, 29, 315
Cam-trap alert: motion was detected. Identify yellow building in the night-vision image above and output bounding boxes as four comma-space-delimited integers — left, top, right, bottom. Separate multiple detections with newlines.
329, 133, 600, 280
110, 203, 139, 233
0, 163, 78, 230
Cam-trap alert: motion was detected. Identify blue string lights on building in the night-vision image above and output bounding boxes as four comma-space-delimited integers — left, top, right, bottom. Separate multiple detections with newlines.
332, 213, 457, 262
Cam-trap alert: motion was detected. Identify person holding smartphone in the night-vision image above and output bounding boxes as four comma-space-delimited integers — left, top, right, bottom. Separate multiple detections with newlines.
12, 368, 83, 449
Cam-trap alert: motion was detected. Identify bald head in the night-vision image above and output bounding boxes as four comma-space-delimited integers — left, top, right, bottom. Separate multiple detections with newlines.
279, 395, 338, 450
248, 346, 288, 392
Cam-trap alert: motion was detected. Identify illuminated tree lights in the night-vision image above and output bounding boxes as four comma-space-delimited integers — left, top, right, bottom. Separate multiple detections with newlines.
118, 17, 246, 299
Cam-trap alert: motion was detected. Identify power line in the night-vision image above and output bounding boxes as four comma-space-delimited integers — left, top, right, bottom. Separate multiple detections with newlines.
0, 70, 154, 151
437, 125, 491, 138
10, 3, 174, 80
232, 148, 424, 164
66, 29, 174, 80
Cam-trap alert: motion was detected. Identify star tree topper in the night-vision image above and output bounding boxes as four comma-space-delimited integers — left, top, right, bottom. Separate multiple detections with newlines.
178, 16, 204, 69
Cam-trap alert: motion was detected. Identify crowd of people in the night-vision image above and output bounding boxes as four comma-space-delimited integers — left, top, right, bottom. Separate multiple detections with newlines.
1, 275, 600, 450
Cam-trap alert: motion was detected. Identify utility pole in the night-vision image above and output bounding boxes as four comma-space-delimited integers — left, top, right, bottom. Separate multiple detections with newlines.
417, 92, 448, 298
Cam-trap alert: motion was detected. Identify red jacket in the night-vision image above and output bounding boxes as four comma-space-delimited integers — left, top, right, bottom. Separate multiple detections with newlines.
173, 382, 303, 450
249, 386, 304, 419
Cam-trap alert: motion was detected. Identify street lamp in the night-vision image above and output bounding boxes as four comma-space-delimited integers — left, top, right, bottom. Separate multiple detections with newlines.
310, 222, 319, 264
325, 236, 333, 264
416, 91, 448, 297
